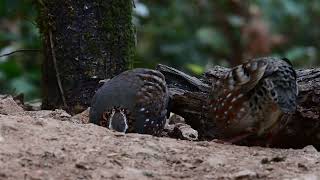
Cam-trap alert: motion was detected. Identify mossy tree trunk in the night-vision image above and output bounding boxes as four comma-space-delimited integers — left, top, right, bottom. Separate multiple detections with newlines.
37, 0, 134, 114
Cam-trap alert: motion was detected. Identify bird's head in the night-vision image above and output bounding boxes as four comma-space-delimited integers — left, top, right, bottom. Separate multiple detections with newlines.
103, 108, 128, 133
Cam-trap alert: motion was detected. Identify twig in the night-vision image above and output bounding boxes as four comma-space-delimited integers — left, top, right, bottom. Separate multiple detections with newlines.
132, 0, 136, 8
0, 49, 41, 58
48, 30, 67, 107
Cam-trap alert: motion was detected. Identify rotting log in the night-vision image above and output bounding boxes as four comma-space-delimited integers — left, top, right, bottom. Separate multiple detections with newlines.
157, 64, 320, 149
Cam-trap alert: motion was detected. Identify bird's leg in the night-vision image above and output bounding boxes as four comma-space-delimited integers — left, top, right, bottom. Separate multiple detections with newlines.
213, 132, 253, 145
212, 139, 232, 145
264, 131, 277, 148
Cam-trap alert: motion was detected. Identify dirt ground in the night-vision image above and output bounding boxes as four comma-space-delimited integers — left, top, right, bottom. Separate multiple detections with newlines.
0, 96, 320, 180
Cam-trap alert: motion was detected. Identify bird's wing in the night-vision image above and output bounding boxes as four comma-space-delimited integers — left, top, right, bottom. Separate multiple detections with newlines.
212, 60, 268, 99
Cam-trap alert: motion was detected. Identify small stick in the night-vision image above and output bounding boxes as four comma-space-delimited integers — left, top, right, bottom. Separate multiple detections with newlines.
132, 0, 136, 8
49, 30, 67, 108
0, 49, 40, 58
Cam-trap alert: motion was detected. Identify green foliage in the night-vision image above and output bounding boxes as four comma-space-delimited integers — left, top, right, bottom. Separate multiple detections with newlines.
255, 0, 320, 67
0, 0, 41, 100
134, 0, 320, 69
1, 0, 320, 100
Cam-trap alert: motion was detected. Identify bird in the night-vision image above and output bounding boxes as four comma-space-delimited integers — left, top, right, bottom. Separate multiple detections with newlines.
89, 68, 169, 135
209, 57, 298, 143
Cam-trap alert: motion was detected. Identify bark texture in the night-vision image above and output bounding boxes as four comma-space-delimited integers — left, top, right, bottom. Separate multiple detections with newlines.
157, 64, 320, 149
37, 0, 134, 113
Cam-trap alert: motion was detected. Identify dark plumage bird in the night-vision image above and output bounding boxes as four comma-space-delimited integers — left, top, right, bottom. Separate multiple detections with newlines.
89, 68, 169, 135
209, 57, 298, 142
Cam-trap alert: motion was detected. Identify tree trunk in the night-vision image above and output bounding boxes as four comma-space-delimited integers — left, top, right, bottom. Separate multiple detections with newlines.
157, 64, 320, 149
37, 0, 134, 113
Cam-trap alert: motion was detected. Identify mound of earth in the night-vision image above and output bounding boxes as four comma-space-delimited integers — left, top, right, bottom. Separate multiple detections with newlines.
0, 96, 319, 179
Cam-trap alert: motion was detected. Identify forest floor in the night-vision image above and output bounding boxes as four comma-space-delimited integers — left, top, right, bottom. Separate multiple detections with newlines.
0, 96, 320, 180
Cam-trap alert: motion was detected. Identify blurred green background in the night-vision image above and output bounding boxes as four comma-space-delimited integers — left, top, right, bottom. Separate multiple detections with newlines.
0, 0, 320, 101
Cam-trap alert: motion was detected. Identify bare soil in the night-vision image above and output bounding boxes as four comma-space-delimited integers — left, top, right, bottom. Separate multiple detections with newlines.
0, 97, 319, 180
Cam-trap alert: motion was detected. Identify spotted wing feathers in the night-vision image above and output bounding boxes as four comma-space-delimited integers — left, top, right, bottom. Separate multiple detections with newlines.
135, 69, 169, 134
211, 60, 268, 100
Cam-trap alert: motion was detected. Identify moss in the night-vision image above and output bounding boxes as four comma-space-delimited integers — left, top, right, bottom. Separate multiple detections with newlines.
100, 0, 135, 72
35, 1, 53, 37
36, 0, 135, 113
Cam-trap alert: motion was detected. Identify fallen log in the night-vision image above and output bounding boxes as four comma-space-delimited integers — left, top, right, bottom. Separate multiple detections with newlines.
157, 64, 320, 149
